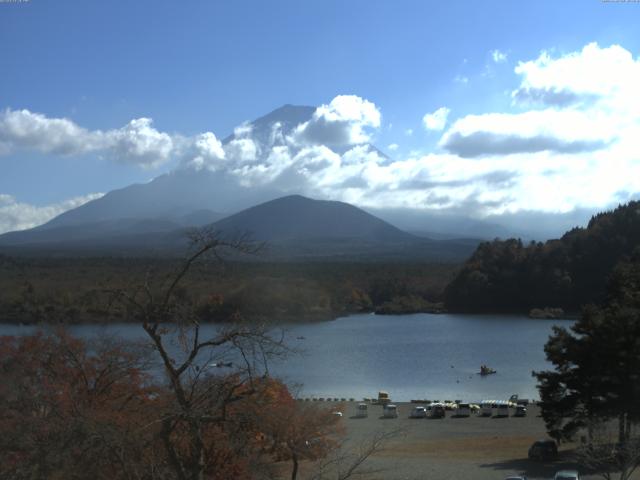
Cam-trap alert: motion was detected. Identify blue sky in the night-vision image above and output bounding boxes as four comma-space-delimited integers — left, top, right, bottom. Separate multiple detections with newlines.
1, 0, 640, 232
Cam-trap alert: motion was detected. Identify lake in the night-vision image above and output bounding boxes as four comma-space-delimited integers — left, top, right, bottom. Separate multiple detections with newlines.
0, 313, 572, 403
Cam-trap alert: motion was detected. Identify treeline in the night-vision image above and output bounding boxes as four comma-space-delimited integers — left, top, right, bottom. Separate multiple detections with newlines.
444, 201, 640, 313
0, 257, 457, 324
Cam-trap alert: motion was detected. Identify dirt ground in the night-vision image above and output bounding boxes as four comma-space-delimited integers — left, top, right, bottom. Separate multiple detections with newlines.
292, 401, 639, 480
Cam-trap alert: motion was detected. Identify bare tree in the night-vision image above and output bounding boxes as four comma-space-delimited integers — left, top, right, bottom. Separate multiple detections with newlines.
107, 228, 289, 480
309, 428, 404, 480
577, 428, 640, 480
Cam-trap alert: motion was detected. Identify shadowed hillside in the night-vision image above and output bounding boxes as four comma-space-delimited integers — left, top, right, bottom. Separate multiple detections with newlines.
444, 201, 640, 313
212, 195, 414, 243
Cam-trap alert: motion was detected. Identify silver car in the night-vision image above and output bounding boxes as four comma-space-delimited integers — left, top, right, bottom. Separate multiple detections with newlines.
553, 470, 580, 480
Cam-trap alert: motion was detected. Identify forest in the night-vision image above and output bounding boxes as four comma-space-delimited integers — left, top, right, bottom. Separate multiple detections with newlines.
444, 201, 640, 314
0, 255, 455, 325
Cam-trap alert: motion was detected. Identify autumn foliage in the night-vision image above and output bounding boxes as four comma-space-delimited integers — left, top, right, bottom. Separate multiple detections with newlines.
0, 331, 341, 480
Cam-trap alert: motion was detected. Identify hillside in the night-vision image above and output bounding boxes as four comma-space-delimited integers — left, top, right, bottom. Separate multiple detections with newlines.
212, 195, 414, 243
0, 194, 480, 262
443, 201, 640, 313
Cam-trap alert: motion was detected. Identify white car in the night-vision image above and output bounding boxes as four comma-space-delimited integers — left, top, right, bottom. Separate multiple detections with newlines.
410, 406, 427, 418
553, 470, 580, 480
355, 403, 368, 417
383, 404, 398, 418
453, 403, 471, 417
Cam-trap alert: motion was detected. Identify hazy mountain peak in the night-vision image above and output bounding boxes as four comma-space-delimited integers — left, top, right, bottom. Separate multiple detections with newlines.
212, 194, 414, 243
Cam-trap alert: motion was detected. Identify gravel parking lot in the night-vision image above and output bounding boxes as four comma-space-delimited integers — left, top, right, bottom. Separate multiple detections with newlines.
305, 401, 630, 480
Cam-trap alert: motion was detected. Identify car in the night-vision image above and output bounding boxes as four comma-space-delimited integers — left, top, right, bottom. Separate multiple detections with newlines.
504, 476, 527, 480
513, 405, 527, 417
410, 406, 427, 418
528, 439, 558, 461
495, 403, 510, 417
553, 470, 580, 480
355, 403, 368, 418
383, 404, 398, 418
452, 402, 471, 417
332, 411, 343, 417
428, 404, 445, 419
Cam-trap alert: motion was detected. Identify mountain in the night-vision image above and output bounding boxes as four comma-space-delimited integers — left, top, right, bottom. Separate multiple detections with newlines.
0, 194, 480, 261
212, 195, 412, 243
444, 201, 640, 313
208, 195, 479, 261
39, 104, 321, 231
0, 103, 477, 260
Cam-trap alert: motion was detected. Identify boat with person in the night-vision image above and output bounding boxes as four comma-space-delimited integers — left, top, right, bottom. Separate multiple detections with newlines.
479, 364, 497, 376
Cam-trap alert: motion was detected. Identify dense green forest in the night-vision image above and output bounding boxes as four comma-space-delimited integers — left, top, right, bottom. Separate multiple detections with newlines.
444, 201, 640, 313
0, 257, 456, 324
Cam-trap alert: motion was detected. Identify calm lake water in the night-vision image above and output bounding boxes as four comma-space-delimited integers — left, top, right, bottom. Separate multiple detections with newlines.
0, 313, 572, 403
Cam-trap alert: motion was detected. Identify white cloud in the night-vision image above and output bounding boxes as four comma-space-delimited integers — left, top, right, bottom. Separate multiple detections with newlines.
292, 95, 381, 146
0, 109, 227, 170
0, 192, 103, 234
440, 109, 615, 157
440, 42, 639, 159
178, 132, 226, 171
423, 107, 451, 131
215, 43, 640, 217
405, 128, 413, 136
102, 118, 174, 168
454, 75, 469, 84
0, 109, 174, 168
491, 49, 508, 63
512, 42, 640, 111
387, 143, 399, 151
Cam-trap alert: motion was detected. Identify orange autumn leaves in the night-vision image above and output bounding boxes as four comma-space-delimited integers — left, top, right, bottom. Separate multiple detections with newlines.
0, 331, 342, 480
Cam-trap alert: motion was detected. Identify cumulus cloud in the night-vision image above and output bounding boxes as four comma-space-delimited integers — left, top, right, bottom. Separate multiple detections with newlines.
387, 143, 399, 151
440, 43, 639, 160
292, 95, 381, 146
0, 192, 103, 234
203, 48, 640, 218
423, 107, 451, 131
0, 109, 226, 169
103, 118, 174, 168
512, 42, 640, 110
440, 109, 613, 157
0, 109, 175, 168
178, 132, 226, 171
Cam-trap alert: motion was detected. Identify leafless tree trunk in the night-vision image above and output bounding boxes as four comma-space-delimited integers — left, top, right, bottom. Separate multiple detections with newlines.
310, 428, 404, 480
107, 228, 287, 480
577, 429, 640, 480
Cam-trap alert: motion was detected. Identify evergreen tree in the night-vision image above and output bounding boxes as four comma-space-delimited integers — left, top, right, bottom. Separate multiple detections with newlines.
535, 251, 640, 444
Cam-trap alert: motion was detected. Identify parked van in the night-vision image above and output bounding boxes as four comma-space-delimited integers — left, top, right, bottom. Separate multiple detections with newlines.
453, 403, 471, 417
383, 404, 398, 418
495, 402, 510, 417
356, 403, 368, 418
480, 401, 493, 417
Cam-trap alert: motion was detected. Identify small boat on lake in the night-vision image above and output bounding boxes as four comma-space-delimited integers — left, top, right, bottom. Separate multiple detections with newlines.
479, 364, 497, 376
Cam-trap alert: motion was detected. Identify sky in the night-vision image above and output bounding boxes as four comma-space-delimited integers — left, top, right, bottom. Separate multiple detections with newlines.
1, 0, 640, 234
